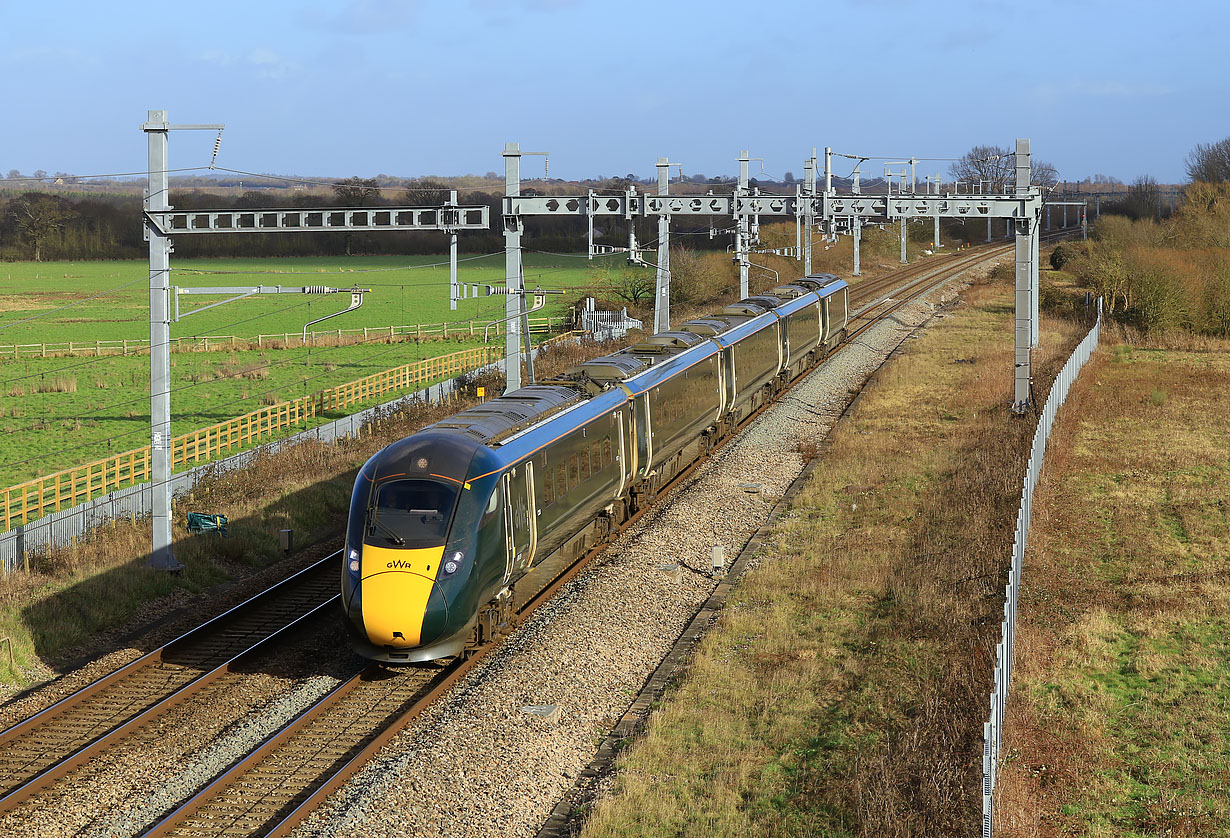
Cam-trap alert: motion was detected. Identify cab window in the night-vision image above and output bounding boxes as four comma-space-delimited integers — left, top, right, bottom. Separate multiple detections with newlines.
368, 479, 458, 548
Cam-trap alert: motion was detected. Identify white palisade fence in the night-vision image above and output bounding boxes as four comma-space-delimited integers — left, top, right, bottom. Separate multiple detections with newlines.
983, 298, 1102, 836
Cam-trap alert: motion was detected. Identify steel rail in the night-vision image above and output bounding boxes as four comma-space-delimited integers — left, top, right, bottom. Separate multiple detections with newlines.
0, 551, 341, 814
137, 237, 1026, 838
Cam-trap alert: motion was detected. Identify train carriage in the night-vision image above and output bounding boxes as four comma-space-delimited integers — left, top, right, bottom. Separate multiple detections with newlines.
343, 273, 849, 662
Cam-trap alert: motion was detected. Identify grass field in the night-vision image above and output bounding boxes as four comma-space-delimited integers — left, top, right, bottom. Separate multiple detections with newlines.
0, 337, 495, 487
0, 252, 625, 487
995, 340, 1230, 837
0, 252, 624, 347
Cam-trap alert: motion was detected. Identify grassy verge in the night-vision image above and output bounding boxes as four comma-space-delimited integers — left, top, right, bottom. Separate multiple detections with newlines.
995, 339, 1230, 837
581, 274, 1088, 837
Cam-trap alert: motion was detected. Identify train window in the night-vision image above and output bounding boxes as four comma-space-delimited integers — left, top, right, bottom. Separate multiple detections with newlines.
557, 462, 567, 498
579, 448, 590, 481
369, 479, 459, 549
591, 441, 602, 472
568, 454, 579, 489
603, 437, 612, 467
543, 466, 555, 506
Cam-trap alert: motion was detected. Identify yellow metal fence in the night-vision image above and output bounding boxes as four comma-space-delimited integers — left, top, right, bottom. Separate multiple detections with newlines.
1, 344, 503, 532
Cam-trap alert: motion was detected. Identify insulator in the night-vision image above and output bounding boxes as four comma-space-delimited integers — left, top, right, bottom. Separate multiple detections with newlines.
209, 132, 223, 170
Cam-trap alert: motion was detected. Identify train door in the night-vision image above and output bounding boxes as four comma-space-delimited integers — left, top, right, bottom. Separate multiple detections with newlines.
723, 346, 738, 410
501, 463, 537, 583
634, 393, 653, 478
614, 409, 630, 498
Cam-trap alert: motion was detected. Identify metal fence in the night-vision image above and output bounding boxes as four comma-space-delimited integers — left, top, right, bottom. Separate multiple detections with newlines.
983, 298, 1103, 837
579, 301, 643, 341
0, 331, 584, 573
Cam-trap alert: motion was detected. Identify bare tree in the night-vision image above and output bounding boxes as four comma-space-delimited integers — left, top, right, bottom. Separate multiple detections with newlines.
9, 193, 77, 261
331, 176, 380, 207
949, 145, 1014, 190
951, 144, 1059, 190
401, 178, 450, 206
1124, 175, 1162, 220
1186, 137, 1230, 183
1031, 161, 1060, 189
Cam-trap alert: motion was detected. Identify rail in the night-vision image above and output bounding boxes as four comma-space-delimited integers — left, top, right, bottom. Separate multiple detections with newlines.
982, 299, 1103, 838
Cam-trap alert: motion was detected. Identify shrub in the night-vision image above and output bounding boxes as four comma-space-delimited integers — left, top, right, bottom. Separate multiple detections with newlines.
1049, 242, 1077, 270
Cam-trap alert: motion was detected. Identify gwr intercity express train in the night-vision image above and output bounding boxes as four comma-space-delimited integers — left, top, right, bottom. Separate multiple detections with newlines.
343, 274, 849, 661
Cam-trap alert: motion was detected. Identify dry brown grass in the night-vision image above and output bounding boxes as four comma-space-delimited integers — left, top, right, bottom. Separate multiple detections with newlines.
994, 335, 1230, 837
583, 275, 1089, 837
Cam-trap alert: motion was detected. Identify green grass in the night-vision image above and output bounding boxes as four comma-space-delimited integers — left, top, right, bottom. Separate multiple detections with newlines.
0, 252, 623, 487
998, 344, 1230, 836
0, 252, 621, 347
0, 338, 490, 486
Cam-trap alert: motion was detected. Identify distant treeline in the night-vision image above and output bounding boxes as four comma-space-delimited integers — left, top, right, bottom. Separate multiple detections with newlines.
0, 177, 745, 262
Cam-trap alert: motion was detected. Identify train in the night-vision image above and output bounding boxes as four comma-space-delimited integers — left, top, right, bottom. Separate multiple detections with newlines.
342, 273, 849, 662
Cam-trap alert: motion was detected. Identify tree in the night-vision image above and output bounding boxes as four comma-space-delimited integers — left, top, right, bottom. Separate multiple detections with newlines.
401, 177, 449, 206
951, 144, 1061, 190
6, 170, 20, 180
949, 145, 1014, 190
8, 193, 77, 261
1186, 137, 1230, 183
331, 176, 380, 207
1031, 161, 1060, 189
783, 171, 795, 183
1123, 175, 1162, 220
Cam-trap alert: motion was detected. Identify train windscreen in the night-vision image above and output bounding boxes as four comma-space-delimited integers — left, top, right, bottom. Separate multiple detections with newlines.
367, 479, 459, 549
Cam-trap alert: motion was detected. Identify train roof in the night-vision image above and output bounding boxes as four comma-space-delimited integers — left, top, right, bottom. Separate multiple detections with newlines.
423, 275, 847, 451
428, 384, 585, 445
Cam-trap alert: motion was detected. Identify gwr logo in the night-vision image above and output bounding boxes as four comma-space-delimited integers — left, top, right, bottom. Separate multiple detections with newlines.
385, 559, 414, 569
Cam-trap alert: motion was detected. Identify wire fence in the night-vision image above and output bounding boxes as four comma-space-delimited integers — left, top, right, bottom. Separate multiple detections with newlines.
0, 315, 566, 358
983, 298, 1102, 837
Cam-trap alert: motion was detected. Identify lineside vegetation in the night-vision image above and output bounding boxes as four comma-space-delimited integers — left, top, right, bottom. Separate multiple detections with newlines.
582, 268, 1089, 836
996, 336, 1230, 834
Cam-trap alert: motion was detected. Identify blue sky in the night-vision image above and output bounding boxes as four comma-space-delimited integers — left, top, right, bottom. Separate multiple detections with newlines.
0, 0, 1223, 185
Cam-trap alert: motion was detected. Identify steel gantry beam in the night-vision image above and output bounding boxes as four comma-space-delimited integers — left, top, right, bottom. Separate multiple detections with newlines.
503, 139, 1045, 417
145, 205, 488, 235
506, 192, 1041, 222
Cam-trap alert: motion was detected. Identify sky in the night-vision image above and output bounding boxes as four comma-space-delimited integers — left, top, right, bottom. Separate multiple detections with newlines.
0, 0, 1225, 186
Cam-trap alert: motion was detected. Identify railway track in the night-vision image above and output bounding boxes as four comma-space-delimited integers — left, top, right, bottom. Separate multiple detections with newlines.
0, 555, 340, 815
134, 239, 1030, 838
0, 234, 1059, 836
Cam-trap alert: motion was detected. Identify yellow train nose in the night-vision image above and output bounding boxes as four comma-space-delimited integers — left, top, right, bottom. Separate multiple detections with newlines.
360, 545, 444, 647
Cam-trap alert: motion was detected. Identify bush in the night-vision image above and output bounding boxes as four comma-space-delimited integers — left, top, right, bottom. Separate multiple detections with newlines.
1050, 243, 1077, 270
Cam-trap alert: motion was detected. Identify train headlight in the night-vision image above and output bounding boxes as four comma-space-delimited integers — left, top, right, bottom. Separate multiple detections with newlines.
440, 550, 464, 578
348, 549, 360, 574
